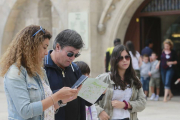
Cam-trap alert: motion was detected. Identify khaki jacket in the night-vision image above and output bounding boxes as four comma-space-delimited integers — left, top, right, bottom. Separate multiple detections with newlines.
95, 73, 146, 120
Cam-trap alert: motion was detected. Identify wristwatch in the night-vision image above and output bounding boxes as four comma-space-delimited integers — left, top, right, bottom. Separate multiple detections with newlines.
58, 100, 67, 107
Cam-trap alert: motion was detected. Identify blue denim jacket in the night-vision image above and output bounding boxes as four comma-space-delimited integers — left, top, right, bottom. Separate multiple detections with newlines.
4, 64, 49, 120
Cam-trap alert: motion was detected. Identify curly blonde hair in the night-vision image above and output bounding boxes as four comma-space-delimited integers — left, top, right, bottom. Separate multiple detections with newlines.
0, 25, 52, 78
163, 39, 173, 50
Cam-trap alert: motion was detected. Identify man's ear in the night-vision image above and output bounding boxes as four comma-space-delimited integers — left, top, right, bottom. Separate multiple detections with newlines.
55, 43, 61, 51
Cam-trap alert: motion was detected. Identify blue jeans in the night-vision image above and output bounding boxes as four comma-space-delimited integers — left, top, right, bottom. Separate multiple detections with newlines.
161, 68, 174, 89
140, 77, 150, 91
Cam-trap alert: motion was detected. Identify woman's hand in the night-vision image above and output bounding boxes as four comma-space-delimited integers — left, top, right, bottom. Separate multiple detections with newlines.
166, 61, 173, 66
54, 102, 60, 110
99, 111, 110, 120
111, 100, 125, 109
56, 87, 78, 102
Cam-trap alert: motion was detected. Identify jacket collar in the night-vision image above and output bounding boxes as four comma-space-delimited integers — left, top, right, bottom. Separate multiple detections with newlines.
44, 50, 57, 68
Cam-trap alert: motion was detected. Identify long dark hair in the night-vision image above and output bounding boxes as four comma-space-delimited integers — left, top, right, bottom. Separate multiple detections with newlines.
110, 45, 142, 90
126, 41, 136, 57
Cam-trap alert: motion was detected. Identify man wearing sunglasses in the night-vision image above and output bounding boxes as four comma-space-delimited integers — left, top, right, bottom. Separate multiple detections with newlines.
44, 29, 93, 120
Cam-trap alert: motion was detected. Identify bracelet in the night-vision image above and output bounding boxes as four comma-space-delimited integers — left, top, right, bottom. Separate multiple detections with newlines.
123, 100, 128, 110
50, 95, 55, 105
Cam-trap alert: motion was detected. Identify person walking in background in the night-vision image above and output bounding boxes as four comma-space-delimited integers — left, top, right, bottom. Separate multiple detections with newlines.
96, 45, 146, 120
0, 25, 80, 120
140, 54, 151, 99
74, 61, 98, 120
149, 52, 160, 101
105, 38, 121, 72
126, 40, 142, 79
157, 39, 177, 102
141, 39, 153, 57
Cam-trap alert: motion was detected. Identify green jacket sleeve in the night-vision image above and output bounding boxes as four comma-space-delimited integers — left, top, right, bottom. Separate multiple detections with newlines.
128, 87, 146, 113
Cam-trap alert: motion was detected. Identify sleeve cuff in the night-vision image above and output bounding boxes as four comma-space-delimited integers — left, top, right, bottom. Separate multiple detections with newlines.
32, 101, 43, 117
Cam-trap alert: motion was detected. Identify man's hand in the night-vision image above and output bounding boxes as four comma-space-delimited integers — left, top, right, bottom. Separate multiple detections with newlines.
111, 100, 125, 109
99, 111, 110, 120
62, 85, 82, 103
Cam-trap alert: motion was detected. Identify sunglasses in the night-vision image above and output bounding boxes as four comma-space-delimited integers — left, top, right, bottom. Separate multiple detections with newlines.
32, 26, 45, 37
65, 50, 81, 58
117, 55, 130, 62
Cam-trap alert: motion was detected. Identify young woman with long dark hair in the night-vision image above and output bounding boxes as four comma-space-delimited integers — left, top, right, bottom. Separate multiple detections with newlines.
96, 45, 146, 120
126, 41, 142, 79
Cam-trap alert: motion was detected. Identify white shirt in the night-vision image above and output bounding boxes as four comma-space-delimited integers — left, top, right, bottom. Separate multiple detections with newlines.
42, 80, 55, 120
86, 105, 98, 120
111, 86, 132, 119
129, 51, 140, 70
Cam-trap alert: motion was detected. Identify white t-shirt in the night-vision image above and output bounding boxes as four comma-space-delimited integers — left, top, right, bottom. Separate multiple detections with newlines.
129, 51, 140, 70
111, 86, 132, 119
86, 105, 98, 120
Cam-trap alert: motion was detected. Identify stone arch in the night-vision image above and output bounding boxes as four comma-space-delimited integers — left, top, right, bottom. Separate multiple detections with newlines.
99, 0, 144, 49
1, 0, 55, 55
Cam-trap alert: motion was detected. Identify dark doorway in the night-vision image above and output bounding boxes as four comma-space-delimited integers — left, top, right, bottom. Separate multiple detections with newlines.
124, 0, 180, 96
140, 17, 164, 96
140, 17, 161, 57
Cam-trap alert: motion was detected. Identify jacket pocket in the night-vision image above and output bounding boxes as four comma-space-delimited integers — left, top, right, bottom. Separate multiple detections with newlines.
27, 84, 40, 101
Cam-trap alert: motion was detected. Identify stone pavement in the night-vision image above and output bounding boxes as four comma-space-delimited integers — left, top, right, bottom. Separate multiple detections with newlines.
138, 96, 180, 120
0, 80, 180, 120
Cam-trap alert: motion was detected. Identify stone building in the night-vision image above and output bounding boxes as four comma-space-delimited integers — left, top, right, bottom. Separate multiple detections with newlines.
1, 0, 180, 87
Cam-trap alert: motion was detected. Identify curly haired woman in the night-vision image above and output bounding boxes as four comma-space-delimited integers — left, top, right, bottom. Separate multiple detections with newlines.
96, 45, 146, 120
0, 25, 81, 120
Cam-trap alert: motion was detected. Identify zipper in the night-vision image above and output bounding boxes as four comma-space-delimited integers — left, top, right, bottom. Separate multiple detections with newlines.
62, 71, 65, 77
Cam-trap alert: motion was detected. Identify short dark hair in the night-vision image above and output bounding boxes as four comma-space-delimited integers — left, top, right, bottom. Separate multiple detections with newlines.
151, 52, 157, 56
53, 29, 84, 50
74, 61, 90, 75
143, 54, 149, 58
145, 39, 153, 46
114, 38, 121, 46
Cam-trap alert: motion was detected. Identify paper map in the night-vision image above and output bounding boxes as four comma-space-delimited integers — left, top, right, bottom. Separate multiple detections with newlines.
78, 78, 108, 104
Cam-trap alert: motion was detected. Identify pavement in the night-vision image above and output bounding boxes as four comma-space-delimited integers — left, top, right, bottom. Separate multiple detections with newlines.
0, 80, 180, 120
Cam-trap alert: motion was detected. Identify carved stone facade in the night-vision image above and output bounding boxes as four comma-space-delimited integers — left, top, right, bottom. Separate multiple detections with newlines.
0, 0, 143, 77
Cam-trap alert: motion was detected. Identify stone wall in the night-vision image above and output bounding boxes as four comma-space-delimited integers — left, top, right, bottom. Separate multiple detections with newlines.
0, 0, 143, 77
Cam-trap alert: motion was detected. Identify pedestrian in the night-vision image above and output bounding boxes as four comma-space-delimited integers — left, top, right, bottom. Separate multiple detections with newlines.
149, 52, 160, 101
126, 40, 142, 79
44, 29, 103, 120
96, 45, 146, 120
140, 54, 151, 99
157, 39, 177, 102
0, 25, 80, 120
74, 61, 98, 120
141, 39, 153, 57
105, 38, 121, 72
